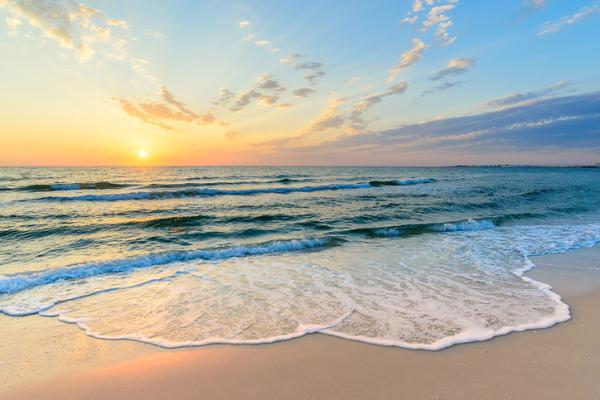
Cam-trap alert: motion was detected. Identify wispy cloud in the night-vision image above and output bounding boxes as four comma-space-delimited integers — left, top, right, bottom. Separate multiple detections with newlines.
280, 53, 302, 64
418, 81, 463, 98
254, 39, 271, 47
485, 81, 572, 108
293, 91, 600, 156
344, 77, 360, 85
305, 97, 347, 133
295, 61, 326, 86
293, 88, 316, 98
113, 98, 175, 131
261, 97, 347, 148
401, 15, 418, 24
212, 88, 236, 107
256, 74, 286, 91
421, 1, 459, 46
238, 21, 325, 91
349, 82, 409, 130
430, 58, 474, 80
1, 0, 128, 61
538, 5, 600, 35
230, 75, 288, 112
114, 85, 221, 131
526, 0, 547, 10
388, 38, 426, 82
237, 19, 280, 52
412, 0, 423, 13
144, 29, 166, 39
225, 130, 238, 140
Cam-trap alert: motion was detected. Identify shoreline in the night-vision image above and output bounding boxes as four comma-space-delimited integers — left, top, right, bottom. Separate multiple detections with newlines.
1, 245, 599, 399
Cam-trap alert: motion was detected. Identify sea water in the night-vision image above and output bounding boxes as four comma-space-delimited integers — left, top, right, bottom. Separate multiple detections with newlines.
1, 166, 599, 349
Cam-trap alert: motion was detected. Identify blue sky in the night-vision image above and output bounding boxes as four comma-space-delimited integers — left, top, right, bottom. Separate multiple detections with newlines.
0, 0, 599, 165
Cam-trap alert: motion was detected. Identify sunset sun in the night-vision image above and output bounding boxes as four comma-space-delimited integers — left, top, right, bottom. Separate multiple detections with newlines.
137, 149, 149, 159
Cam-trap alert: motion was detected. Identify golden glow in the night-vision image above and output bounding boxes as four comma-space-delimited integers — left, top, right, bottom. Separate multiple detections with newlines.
137, 149, 149, 159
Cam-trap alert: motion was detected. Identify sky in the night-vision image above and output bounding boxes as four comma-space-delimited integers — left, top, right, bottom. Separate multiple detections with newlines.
0, 0, 599, 166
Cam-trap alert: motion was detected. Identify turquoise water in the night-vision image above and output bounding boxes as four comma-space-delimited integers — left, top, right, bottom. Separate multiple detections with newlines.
1, 167, 599, 349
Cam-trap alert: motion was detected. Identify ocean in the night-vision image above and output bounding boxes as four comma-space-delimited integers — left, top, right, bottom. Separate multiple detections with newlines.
1, 166, 599, 350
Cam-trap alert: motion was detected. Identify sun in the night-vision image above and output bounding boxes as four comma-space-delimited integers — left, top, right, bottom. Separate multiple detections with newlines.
137, 149, 149, 159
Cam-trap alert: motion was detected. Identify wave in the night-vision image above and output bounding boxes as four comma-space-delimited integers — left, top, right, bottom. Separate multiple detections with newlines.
0, 238, 339, 295
37, 183, 370, 201
369, 178, 435, 186
18, 182, 131, 192
141, 177, 315, 189
346, 218, 496, 238
520, 188, 560, 198
184, 174, 312, 182
37, 179, 435, 202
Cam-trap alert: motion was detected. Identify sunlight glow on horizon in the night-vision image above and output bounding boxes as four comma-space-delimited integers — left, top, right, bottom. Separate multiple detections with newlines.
137, 149, 149, 159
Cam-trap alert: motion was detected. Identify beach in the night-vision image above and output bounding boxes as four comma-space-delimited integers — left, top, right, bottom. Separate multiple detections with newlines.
2, 245, 599, 400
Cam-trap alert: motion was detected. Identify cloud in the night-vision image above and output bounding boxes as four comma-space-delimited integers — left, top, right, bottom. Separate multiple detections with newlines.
485, 81, 572, 108
225, 130, 238, 140
237, 20, 281, 53
130, 58, 159, 85
260, 97, 347, 148
421, 1, 459, 46
1, 0, 129, 61
303, 70, 326, 85
401, 15, 418, 24
307, 98, 347, 132
293, 88, 316, 97
295, 61, 322, 70
144, 29, 165, 39
230, 75, 288, 112
295, 61, 326, 86
213, 88, 236, 107
113, 98, 175, 131
106, 18, 127, 29
430, 58, 474, 80
160, 87, 188, 111
115, 85, 222, 130
419, 81, 463, 98
6, 16, 21, 35
388, 38, 426, 81
297, 91, 600, 155
350, 82, 409, 129
254, 39, 271, 47
253, 38, 279, 52
280, 53, 302, 64
526, 0, 546, 9
344, 76, 360, 85
256, 74, 286, 92
538, 5, 600, 36
413, 0, 423, 12
230, 90, 265, 112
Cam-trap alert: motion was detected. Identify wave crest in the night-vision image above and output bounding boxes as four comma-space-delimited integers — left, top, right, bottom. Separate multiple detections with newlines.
0, 238, 337, 295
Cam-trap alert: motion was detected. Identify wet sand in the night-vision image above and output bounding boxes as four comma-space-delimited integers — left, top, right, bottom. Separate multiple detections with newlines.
1, 246, 599, 400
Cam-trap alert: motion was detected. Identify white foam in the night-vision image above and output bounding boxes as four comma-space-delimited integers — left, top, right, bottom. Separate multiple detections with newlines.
436, 219, 496, 232
3, 223, 600, 351
396, 178, 435, 185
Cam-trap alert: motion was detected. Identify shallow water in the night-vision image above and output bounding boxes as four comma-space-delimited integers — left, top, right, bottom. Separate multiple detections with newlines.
1, 166, 599, 349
